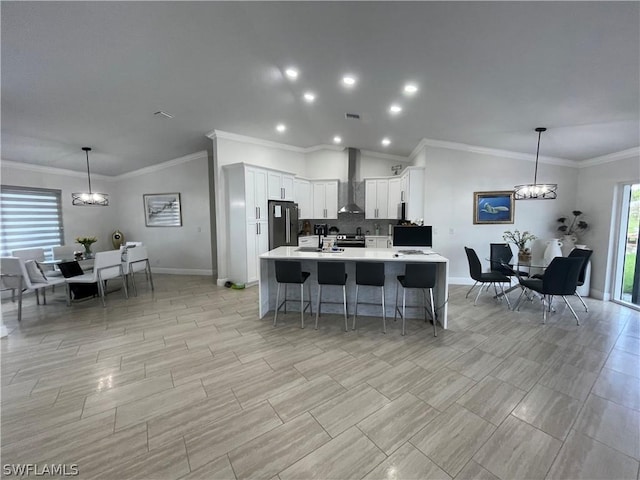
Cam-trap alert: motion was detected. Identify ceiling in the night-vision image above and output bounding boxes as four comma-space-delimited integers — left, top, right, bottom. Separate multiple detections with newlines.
2, 2, 639, 176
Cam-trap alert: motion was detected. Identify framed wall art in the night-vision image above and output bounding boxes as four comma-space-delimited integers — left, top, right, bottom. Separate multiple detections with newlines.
143, 193, 182, 227
473, 190, 514, 224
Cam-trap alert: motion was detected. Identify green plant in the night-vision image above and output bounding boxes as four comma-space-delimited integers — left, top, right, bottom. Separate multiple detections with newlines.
503, 229, 536, 253
75, 236, 97, 247
557, 210, 589, 236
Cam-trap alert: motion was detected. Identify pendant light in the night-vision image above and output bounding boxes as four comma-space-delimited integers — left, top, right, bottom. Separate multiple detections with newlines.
72, 147, 109, 206
514, 127, 557, 200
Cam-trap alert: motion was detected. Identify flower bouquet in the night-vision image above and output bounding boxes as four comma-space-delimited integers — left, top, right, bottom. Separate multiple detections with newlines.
503, 230, 536, 261
75, 236, 97, 256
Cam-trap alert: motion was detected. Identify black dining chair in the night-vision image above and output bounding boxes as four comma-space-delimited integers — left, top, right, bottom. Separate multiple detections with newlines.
530, 248, 593, 312
490, 243, 529, 278
518, 256, 585, 324
464, 247, 512, 307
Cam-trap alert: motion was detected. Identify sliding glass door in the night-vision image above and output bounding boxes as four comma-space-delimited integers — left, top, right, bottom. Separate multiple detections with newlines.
615, 183, 640, 307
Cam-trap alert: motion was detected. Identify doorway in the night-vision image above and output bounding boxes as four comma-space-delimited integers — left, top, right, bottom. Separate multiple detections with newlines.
615, 183, 640, 307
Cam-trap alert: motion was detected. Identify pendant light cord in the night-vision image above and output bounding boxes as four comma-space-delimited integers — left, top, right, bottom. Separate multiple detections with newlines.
83, 147, 93, 194
533, 129, 542, 186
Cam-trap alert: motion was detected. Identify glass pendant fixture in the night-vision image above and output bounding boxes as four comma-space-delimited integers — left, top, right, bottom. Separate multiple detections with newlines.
514, 127, 557, 200
72, 147, 109, 206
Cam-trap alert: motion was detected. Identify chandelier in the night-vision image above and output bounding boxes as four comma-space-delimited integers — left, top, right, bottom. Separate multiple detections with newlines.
72, 147, 109, 206
514, 127, 557, 200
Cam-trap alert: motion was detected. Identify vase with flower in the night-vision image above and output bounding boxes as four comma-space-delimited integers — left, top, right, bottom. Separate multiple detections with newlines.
76, 236, 97, 258
557, 210, 589, 255
503, 229, 536, 263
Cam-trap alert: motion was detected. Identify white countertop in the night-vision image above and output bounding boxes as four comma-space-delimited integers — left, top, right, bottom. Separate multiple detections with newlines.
260, 246, 448, 263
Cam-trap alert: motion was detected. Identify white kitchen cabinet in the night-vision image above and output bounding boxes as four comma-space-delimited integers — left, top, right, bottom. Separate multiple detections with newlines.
246, 220, 268, 283
400, 167, 424, 222
312, 180, 338, 219
224, 163, 276, 285
365, 179, 390, 219
245, 167, 268, 221
387, 177, 402, 220
365, 236, 392, 248
294, 179, 312, 219
268, 172, 295, 200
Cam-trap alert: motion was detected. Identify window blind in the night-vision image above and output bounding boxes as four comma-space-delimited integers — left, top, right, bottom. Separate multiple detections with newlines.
1, 185, 64, 259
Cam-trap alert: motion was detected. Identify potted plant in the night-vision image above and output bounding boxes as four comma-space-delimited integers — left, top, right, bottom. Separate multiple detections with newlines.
557, 210, 589, 254
503, 229, 537, 262
76, 236, 97, 258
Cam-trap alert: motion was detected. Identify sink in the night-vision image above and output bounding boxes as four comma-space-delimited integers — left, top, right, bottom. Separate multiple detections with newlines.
296, 247, 322, 252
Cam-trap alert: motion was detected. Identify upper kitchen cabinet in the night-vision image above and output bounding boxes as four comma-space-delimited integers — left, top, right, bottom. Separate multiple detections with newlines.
245, 167, 268, 222
365, 179, 390, 219
294, 178, 312, 219
387, 177, 402, 219
268, 171, 294, 201
400, 167, 424, 222
312, 180, 338, 219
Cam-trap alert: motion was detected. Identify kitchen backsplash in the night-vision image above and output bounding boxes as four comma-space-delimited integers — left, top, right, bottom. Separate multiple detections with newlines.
298, 181, 398, 235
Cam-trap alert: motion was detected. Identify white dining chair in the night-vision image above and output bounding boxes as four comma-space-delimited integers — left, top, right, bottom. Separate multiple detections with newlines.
11, 247, 63, 289
65, 250, 128, 307
123, 245, 154, 296
52, 245, 77, 261
0, 256, 67, 322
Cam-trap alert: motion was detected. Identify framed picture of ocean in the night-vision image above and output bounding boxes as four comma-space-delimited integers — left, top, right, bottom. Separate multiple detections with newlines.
473, 191, 514, 224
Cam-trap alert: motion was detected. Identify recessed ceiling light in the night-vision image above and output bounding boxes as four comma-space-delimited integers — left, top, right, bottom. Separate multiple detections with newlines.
403, 83, 418, 95
342, 75, 356, 87
389, 104, 402, 114
276, 124, 287, 133
381, 138, 391, 146
333, 136, 342, 144
285, 68, 298, 80
303, 92, 316, 103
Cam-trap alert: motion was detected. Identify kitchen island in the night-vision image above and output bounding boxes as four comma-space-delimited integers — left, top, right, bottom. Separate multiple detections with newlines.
259, 247, 450, 329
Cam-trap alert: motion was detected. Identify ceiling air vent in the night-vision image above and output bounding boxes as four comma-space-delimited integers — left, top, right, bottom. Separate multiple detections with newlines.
345, 113, 360, 120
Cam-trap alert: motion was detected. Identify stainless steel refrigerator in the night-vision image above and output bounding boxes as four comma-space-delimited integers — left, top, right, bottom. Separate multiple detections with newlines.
268, 200, 299, 249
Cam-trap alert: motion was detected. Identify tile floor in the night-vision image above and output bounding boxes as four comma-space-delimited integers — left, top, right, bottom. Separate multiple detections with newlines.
1, 275, 639, 479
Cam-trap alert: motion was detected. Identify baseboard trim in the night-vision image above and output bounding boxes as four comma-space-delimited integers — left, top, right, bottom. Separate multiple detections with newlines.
152, 268, 213, 276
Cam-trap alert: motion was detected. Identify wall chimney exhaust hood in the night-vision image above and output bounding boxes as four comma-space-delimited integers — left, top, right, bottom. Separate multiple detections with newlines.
338, 147, 364, 214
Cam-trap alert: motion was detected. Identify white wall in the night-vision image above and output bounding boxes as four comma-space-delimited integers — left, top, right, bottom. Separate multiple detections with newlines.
576, 153, 640, 299
114, 152, 212, 275
212, 136, 307, 282
412, 145, 579, 283
1, 152, 213, 275
1, 161, 118, 253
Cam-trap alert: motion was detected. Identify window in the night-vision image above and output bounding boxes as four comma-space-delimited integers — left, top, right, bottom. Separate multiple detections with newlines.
0, 185, 64, 259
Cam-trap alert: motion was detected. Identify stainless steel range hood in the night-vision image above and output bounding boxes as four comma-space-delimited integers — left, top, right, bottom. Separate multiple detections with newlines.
338, 147, 364, 214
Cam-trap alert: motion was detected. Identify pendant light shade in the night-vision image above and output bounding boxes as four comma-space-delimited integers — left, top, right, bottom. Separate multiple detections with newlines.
514, 127, 557, 200
72, 147, 109, 206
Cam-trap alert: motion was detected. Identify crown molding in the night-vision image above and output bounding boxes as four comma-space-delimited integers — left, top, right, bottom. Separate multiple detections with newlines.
360, 149, 411, 163
579, 147, 640, 168
115, 151, 208, 180
413, 137, 576, 167
207, 130, 306, 153
0, 159, 115, 181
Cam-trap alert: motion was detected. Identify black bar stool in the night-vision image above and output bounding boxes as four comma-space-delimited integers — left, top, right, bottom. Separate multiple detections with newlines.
394, 263, 438, 337
274, 260, 312, 328
352, 262, 386, 333
315, 261, 348, 332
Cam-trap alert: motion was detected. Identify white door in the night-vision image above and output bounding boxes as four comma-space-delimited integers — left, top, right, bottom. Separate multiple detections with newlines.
312, 183, 326, 218
376, 180, 389, 219
268, 172, 283, 199
365, 180, 377, 219
246, 221, 259, 283
294, 180, 311, 219
281, 175, 294, 201
254, 169, 268, 221
388, 177, 402, 220
324, 182, 338, 219
245, 169, 257, 221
